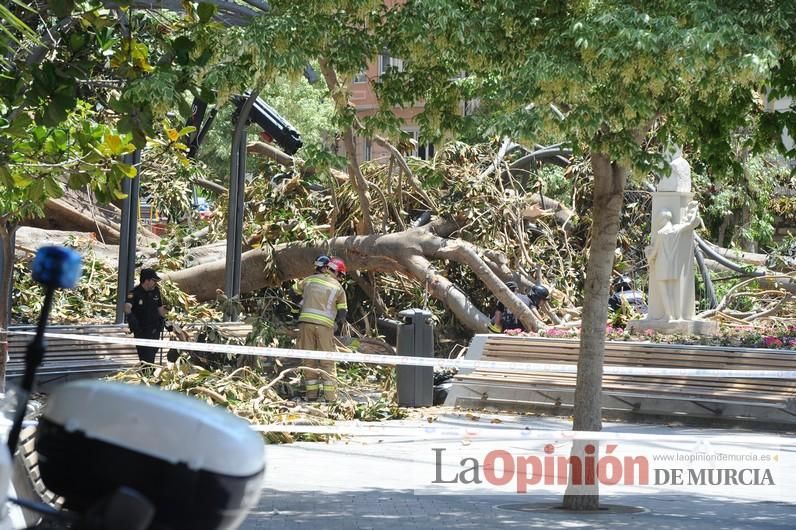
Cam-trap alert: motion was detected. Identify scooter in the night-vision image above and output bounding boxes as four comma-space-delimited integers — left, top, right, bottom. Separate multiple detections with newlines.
1, 246, 266, 529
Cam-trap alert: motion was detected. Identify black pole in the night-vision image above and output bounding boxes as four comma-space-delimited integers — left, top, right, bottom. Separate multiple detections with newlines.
695, 234, 764, 277
233, 137, 246, 296
7, 287, 54, 453
694, 245, 717, 309
116, 153, 134, 323
127, 149, 141, 290
224, 92, 258, 321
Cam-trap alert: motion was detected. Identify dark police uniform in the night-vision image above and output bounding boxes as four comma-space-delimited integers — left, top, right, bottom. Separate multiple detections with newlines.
608, 289, 648, 314
127, 285, 164, 363
494, 293, 532, 332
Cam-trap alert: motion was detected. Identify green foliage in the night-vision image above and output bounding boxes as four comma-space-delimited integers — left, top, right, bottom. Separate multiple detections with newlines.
12, 237, 118, 324
693, 149, 787, 250
0, 102, 138, 223
379, 1, 791, 178
767, 234, 796, 271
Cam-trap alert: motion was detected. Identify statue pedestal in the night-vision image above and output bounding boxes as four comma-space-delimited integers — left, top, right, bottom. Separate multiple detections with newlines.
628, 318, 719, 336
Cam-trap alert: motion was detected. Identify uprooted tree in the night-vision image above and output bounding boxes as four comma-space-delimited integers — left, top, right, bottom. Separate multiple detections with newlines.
3, 1, 796, 512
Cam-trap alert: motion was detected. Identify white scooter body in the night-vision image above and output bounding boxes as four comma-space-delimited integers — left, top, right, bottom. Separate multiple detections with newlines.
0, 380, 266, 529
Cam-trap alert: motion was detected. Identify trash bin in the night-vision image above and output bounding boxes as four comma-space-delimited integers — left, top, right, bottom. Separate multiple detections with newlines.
397, 308, 434, 407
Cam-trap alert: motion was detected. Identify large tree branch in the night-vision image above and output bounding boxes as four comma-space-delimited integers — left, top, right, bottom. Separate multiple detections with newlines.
371, 135, 437, 210
164, 229, 546, 333
318, 59, 374, 234
428, 239, 542, 331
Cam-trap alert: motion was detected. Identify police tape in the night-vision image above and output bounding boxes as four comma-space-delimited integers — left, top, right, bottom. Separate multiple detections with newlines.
9, 330, 796, 379
248, 422, 793, 444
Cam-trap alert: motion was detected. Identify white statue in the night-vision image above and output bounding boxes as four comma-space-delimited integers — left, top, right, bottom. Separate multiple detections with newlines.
657, 146, 692, 193
645, 201, 701, 321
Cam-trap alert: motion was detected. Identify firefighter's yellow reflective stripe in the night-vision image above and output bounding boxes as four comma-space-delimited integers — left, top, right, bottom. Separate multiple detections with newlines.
302, 307, 336, 320
336, 302, 347, 310
322, 384, 336, 390
292, 281, 303, 295
305, 277, 339, 289
298, 311, 334, 327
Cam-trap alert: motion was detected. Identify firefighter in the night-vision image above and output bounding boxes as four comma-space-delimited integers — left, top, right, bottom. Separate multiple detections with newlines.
329, 256, 347, 280
329, 257, 348, 333
294, 255, 348, 401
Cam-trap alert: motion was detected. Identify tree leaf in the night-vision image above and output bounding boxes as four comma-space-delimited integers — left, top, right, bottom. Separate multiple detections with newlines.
197, 2, 218, 24
11, 171, 31, 188
177, 125, 197, 137
116, 162, 137, 178
43, 176, 63, 198
105, 134, 123, 155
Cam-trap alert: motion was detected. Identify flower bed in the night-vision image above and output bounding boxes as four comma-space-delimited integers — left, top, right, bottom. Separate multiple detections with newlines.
503, 324, 796, 350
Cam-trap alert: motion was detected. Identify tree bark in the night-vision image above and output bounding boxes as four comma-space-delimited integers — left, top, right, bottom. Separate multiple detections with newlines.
318, 59, 374, 234
23, 197, 159, 245
0, 219, 17, 390
247, 141, 349, 184
164, 228, 540, 333
701, 239, 769, 267
195, 178, 227, 195
372, 135, 437, 210
562, 152, 627, 510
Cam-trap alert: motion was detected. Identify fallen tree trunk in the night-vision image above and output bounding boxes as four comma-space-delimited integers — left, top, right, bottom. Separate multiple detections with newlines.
164, 228, 543, 332
703, 258, 796, 294
23, 197, 159, 246
701, 238, 770, 268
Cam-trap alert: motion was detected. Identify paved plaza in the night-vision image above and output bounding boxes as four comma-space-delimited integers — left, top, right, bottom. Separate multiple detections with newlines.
242, 411, 796, 530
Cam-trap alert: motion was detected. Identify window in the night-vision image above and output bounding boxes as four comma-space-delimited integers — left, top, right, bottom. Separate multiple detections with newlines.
403, 130, 434, 160
353, 70, 368, 83
378, 51, 404, 75
364, 139, 372, 161
418, 142, 435, 161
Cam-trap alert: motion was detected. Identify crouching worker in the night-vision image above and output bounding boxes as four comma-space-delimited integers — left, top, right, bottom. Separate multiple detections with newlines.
125, 268, 167, 363
294, 255, 348, 401
489, 280, 531, 333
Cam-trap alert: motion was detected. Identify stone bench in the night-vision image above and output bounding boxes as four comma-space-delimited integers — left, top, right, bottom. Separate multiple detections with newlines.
444, 334, 796, 427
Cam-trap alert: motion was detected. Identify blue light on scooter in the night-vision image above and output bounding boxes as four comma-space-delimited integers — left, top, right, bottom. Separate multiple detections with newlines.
32, 246, 82, 289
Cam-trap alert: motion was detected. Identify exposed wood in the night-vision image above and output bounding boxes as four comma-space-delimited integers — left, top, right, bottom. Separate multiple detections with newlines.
164, 228, 542, 333
22, 197, 158, 246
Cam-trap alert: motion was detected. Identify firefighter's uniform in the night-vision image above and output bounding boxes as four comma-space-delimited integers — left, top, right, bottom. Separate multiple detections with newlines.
294, 272, 347, 400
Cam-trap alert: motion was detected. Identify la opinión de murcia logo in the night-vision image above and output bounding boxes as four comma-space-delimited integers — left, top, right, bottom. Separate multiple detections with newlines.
431, 444, 776, 493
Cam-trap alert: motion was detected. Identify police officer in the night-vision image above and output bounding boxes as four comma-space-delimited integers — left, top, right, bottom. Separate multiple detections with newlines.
125, 268, 167, 363
489, 280, 532, 333
528, 284, 550, 309
294, 256, 348, 401
608, 275, 647, 314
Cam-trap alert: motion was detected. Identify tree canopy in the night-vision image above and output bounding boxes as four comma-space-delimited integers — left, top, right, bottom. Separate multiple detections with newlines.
1, 1, 795, 509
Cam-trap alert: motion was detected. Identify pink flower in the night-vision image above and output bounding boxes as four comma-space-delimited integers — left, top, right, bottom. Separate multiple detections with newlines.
643, 329, 655, 337
761, 336, 784, 348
